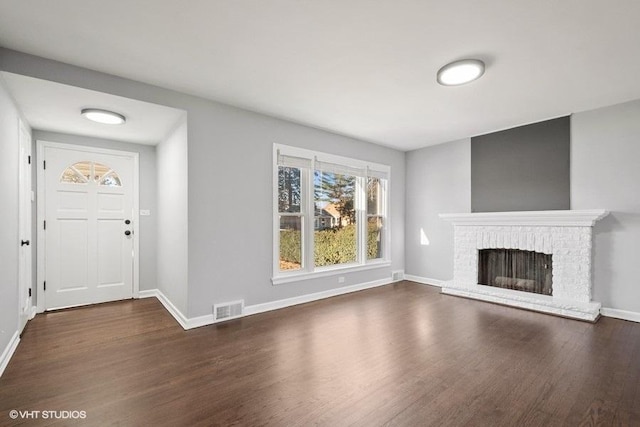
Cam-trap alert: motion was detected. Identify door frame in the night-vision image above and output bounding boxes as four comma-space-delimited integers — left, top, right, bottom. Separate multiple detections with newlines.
36, 140, 140, 313
18, 118, 33, 330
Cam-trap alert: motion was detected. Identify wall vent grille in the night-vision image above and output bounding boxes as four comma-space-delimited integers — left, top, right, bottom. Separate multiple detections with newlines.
392, 270, 404, 282
213, 300, 244, 321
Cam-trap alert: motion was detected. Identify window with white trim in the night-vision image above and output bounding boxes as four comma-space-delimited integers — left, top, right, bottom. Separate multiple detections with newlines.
274, 144, 390, 283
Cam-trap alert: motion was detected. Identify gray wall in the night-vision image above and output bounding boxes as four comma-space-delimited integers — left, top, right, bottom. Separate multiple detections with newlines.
571, 100, 640, 314
405, 139, 471, 281
0, 48, 405, 319
471, 117, 570, 212
0, 78, 21, 359
32, 130, 158, 296
156, 118, 188, 313
192, 109, 405, 316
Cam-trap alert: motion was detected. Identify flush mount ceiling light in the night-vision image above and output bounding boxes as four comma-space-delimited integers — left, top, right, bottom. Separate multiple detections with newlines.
81, 108, 126, 125
437, 59, 485, 86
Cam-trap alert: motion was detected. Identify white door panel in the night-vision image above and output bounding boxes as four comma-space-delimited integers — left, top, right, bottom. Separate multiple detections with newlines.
57, 219, 89, 290
43, 145, 136, 310
57, 190, 88, 211
97, 219, 125, 285
98, 193, 124, 212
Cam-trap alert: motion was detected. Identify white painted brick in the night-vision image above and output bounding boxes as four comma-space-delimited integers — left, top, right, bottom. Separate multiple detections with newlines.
450, 222, 596, 314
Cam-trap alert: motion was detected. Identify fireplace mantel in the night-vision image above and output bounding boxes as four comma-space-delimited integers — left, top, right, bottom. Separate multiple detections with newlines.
438, 209, 609, 321
439, 209, 608, 227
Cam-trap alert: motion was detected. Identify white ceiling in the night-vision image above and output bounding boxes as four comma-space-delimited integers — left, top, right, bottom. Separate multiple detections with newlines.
1, 72, 185, 145
1, 0, 640, 151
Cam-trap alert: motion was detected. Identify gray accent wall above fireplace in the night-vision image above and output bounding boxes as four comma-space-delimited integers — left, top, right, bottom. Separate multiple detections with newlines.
471, 116, 570, 213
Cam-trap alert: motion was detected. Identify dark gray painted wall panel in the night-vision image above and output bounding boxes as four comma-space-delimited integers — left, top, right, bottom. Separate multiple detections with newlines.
471, 116, 570, 212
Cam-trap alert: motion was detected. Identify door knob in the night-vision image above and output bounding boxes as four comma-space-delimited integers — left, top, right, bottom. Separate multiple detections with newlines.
124, 230, 132, 236
125, 219, 131, 225
21, 240, 30, 246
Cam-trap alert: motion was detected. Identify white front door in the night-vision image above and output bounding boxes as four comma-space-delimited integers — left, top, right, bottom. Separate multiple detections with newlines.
18, 120, 32, 331
41, 143, 137, 310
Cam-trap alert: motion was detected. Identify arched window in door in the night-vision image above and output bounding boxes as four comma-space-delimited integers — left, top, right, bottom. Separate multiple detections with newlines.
60, 161, 122, 187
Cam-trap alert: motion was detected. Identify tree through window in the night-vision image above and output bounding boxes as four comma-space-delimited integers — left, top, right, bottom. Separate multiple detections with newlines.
275, 145, 389, 279
314, 169, 357, 267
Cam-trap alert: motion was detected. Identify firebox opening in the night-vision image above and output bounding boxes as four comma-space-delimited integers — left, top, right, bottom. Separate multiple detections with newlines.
478, 249, 552, 296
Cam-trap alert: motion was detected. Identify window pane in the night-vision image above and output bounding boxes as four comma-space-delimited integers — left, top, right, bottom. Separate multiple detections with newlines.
99, 172, 122, 187
279, 216, 302, 271
74, 161, 92, 181
314, 170, 357, 267
278, 167, 301, 213
367, 216, 383, 260
93, 162, 110, 182
60, 167, 88, 184
367, 177, 382, 215
60, 161, 122, 186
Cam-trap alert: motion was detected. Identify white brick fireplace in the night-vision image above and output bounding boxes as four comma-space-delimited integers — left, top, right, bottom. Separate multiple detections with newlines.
439, 210, 609, 321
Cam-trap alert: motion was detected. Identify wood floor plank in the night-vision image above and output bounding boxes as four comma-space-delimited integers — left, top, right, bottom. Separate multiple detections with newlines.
1, 281, 639, 426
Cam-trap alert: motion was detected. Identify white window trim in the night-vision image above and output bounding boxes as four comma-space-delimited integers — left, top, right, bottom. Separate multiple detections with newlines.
272, 143, 391, 285
272, 261, 392, 285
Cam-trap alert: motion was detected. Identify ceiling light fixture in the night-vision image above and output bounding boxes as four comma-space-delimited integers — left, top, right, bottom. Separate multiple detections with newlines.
81, 108, 126, 125
437, 59, 485, 86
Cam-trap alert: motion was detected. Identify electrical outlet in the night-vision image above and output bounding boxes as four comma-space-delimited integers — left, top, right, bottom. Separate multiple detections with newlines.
338, 276, 345, 284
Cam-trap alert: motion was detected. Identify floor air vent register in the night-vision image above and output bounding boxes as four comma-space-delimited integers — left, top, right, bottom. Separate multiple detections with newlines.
213, 300, 244, 321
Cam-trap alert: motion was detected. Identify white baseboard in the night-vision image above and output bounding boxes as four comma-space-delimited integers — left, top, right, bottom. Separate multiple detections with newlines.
404, 274, 445, 288
140, 289, 216, 329
600, 307, 640, 323
400, 279, 640, 323
139, 289, 190, 329
184, 313, 216, 329
0, 331, 20, 378
244, 278, 392, 317
138, 289, 158, 299
139, 278, 393, 330
199, 278, 390, 328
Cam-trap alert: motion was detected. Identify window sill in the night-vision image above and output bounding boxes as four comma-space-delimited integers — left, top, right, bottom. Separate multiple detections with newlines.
272, 261, 392, 285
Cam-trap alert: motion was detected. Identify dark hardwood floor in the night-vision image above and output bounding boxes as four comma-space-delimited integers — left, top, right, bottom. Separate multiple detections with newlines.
1, 281, 639, 426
